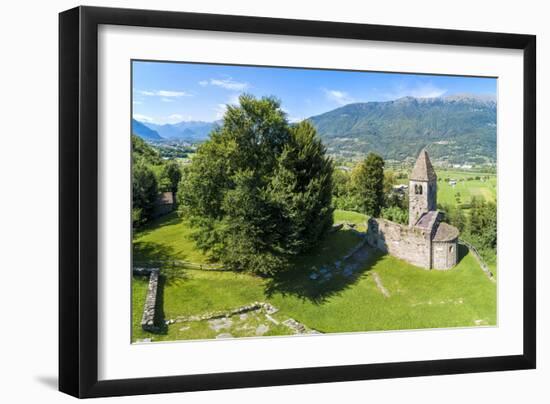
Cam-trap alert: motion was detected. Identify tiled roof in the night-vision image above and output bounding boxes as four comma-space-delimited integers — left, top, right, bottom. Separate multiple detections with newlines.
433, 222, 460, 242
410, 149, 437, 182
415, 211, 439, 230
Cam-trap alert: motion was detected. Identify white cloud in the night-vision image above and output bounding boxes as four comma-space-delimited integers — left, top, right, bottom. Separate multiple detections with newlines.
288, 116, 304, 123
215, 104, 228, 120
165, 114, 187, 123
133, 113, 192, 125
213, 93, 244, 120
323, 88, 355, 105
161, 98, 175, 103
132, 100, 142, 105
133, 113, 155, 123
280, 107, 302, 123
200, 77, 249, 91
384, 83, 447, 100
139, 90, 192, 97
228, 93, 241, 105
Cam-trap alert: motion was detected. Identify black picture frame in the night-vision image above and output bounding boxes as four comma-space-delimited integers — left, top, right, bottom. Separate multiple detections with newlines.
59, 5, 536, 398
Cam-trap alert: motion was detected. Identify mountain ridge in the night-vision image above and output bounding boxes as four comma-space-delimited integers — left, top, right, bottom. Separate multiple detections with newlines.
144, 120, 219, 142
307, 94, 496, 164
132, 94, 497, 164
131, 119, 162, 140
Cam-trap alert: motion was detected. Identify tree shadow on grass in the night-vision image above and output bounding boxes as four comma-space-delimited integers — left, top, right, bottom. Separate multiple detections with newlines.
133, 240, 191, 284
133, 239, 183, 265
264, 246, 384, 305
458, 243, 468, 264
133, 212, 182, 238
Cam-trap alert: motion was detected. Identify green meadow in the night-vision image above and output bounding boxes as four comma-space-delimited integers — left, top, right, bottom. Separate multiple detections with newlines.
436, 170, 497, 207
132, 210, 496, 342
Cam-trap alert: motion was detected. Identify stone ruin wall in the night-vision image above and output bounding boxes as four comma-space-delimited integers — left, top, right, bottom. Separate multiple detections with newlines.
367, 218, 432, 269
140, 269, 160, 332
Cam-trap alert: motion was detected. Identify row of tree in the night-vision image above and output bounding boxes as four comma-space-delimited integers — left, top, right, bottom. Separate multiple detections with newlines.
132, 135, 181, 227
333, 158, 408, 224
440, 197, 497, 261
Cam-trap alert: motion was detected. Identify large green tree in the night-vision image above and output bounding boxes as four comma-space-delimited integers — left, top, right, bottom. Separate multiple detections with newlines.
268, 120, 334, 255
440, 203, 467, 233
160, 160, 182, 195
178, 95, 333, 275
132, 161, 158, 227
468, 197, 497, 250
352, 153, 385, 217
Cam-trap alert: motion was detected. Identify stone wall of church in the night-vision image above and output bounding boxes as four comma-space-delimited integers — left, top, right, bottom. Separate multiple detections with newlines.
408, 180, 437, 226
432, 240, 458, 270
367, 218, 432, 269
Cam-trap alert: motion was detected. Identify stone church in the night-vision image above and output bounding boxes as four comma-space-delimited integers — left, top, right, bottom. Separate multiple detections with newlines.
366, 149, 459, 270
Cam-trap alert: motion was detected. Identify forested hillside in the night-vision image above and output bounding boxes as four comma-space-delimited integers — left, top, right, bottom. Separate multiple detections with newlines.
308, 95, 496, 164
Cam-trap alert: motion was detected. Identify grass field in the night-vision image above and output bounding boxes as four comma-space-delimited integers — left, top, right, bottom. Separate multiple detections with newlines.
133, 212, 210, 265
333, 209, 369, 231
436, 170, 497, 207
132, 211, 496, 342
396, 169, 497, 207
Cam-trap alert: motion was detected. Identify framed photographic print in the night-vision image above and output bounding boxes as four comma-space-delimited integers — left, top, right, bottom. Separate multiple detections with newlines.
59, 6, 536, 398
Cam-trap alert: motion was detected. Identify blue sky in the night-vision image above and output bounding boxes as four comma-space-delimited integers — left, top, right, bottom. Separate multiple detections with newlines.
132, 60, 497, 124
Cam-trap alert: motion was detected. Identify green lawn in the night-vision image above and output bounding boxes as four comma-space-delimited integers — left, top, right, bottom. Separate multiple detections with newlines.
132, 211, 496, 342
333, 209, 369, 231
268, 246, 495, 333
133, 212, 211, 265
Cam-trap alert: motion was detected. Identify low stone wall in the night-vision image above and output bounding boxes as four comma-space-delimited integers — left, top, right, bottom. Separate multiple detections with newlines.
133, 267, 156, 276
140, 269, 160, 332
134, 261, 227, 272
367, 218, 431, 269
167, 301, 320, 335
459, 239, 495, 281
172, 302, 278, 324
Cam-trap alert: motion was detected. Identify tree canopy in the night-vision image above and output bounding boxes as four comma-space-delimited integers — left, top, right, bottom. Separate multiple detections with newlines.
132, 134, 182, 228
178, 95, 333, 275
352, 153, 385, 217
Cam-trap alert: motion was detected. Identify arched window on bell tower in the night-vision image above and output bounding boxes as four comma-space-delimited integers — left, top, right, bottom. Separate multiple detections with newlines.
409, 149, 437, 226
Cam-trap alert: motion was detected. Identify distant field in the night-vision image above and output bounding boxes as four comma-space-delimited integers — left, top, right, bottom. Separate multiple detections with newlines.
397, 169, 497, 207
132, 210, 495, 342
437, 171, 497, 207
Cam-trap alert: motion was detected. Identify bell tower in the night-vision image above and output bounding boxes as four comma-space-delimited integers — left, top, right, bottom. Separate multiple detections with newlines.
409, 149, 437, 226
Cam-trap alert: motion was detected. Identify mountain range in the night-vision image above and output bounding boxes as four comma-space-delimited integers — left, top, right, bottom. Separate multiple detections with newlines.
131, 119, 162, 141
308, 94, 496, 164
132, 94, 496, 164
